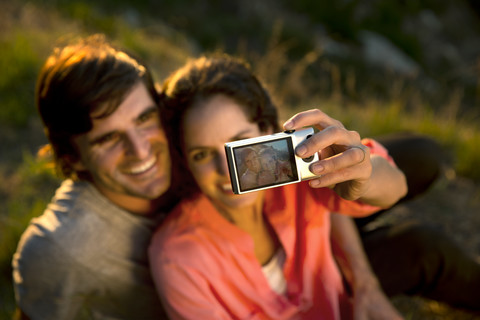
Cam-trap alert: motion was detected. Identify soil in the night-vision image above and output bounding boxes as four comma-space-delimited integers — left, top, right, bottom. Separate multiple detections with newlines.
376, 172, 480, 319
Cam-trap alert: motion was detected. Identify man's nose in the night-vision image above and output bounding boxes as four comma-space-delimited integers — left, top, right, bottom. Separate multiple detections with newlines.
125, 131, 150, 158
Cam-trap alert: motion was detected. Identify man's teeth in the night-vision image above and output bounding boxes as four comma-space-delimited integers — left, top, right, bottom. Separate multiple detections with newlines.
128, 157, 156, 174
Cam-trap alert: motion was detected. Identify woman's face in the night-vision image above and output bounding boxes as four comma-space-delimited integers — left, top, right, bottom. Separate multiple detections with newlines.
182, 94, 269, 209
244, 150, 261, 173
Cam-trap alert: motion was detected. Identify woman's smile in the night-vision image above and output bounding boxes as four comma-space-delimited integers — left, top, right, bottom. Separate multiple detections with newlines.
182, 94, 268, 210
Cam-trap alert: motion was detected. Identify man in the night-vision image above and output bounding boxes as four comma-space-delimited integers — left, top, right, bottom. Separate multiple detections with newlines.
12, 34, 174, 319
239, 147, 262, 189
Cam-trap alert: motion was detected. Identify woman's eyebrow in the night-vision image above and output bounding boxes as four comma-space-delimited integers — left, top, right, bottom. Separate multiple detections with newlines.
184, 128, 259, 152
230, 129, 257, 142
136, 105, 158, 120
186, 145, 208, 153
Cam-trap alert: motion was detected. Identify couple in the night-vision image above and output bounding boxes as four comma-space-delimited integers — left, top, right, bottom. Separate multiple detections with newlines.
240, 145, 293, 190
12, 34, 480, 319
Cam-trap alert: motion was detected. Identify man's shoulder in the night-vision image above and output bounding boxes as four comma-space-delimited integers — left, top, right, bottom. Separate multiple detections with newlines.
11, 181, 101, 303
15, 180, 120, 260
50, 179, 115, 217
242, 169, 256, 179
12, 178, 166, 320
33, 180, 108, 228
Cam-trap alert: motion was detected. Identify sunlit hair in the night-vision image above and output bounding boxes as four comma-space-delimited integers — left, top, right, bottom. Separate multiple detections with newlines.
160, 54, 280, 197
36, 34, 159, 179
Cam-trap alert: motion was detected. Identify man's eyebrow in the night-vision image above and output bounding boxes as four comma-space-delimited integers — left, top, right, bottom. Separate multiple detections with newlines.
89, 130, 117, 145
89, 106, 159, 145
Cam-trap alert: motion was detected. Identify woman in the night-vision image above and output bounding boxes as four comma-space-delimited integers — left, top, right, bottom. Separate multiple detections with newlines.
240, 147, 262, 189
149, 55, 407, 319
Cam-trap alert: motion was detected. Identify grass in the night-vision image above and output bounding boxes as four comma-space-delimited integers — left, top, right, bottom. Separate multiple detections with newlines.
0, 153, 60, 318
1, 0, 479, 319
0, 32, 42, 127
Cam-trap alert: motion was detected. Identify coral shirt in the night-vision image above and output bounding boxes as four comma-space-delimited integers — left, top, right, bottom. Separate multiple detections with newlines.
149, 139, 390, 320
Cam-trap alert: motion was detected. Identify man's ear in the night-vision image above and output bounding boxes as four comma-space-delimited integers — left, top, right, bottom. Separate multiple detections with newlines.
67, 155, 87, 172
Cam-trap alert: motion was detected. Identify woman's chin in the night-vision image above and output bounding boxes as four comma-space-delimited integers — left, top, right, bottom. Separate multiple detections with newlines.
215, 192, 260, 210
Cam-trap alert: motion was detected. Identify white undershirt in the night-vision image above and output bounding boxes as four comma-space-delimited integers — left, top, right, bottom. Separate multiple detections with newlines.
261, 248, 287, 295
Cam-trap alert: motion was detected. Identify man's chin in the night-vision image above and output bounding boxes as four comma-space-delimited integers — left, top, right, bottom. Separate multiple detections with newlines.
140, 181, 171, 199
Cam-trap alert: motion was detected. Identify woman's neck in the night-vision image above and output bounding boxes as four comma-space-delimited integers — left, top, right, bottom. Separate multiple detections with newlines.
217, 197, 263, 227
214, 195, 279, 265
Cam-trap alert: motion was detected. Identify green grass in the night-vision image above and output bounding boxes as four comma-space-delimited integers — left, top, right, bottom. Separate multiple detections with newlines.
0, 153, 60, 318
0, 32, 42, 127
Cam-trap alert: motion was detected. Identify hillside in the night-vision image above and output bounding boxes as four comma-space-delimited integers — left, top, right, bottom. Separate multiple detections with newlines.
1, 0, 480, 319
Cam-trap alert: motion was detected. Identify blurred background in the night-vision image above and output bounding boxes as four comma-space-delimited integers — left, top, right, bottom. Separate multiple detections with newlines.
1, 0, 480, 318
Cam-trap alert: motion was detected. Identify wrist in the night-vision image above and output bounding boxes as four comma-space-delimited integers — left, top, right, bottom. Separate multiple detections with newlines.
351, 267, 381, 293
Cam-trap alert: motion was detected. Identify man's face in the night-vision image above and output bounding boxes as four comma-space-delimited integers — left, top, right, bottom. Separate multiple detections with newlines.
260, 152, 276, 172
72, 82, 171, 214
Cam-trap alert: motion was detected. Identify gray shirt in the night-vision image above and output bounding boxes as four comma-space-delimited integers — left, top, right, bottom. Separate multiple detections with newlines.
12, 179, 168, 319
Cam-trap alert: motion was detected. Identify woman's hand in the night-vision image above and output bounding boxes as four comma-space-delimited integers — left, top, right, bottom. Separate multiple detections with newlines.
351, 278, 404, 320
284, 109, 407, 207
284, 109, 372, 200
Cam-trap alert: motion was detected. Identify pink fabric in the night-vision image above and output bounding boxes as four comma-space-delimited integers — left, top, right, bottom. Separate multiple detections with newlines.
362, 138, 394, 164
148, 139, 390, 320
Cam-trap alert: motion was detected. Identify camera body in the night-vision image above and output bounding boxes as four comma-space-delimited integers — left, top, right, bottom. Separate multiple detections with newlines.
225, 128, 319, 194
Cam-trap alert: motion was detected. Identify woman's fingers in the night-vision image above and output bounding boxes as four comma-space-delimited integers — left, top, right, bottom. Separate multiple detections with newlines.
283, 108, 373, 198
283, 109, 344, 131
307, 145, 372, 198
296, 126, 362, 159
310, 145, 369, 175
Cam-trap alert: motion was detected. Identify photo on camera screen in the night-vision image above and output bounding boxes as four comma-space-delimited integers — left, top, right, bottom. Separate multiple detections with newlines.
232, 137, 299, 192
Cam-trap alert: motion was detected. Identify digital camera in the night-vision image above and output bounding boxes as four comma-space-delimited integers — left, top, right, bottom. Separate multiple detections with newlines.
224, 128, 319, 194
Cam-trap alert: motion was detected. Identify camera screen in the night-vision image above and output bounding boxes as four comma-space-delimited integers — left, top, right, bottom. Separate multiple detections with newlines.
232, 137, 299, 192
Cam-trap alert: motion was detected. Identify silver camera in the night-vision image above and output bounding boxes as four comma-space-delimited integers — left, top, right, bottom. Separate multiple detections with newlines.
224, 128, 319, 194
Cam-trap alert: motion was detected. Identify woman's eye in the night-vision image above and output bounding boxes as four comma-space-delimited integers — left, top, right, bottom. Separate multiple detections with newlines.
191, 150, 212, 162
138, 109, 159, 124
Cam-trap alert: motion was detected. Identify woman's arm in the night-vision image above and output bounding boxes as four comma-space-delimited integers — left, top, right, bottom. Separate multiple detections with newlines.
357, 154, 407, 207
330, 213, 404, 320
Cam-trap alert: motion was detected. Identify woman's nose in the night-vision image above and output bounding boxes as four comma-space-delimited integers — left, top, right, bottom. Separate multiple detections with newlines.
217, 152, 230, 176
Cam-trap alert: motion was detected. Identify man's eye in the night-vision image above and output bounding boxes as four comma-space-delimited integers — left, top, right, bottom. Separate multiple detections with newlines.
91, 133, 119, 146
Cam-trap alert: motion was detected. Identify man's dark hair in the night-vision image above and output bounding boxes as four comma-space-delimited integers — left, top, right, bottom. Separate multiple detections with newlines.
36, 34, 159, 179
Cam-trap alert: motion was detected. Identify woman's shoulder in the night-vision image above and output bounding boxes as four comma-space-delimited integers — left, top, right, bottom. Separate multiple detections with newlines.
153, 196, 202, 235
150, 195, 217, 257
